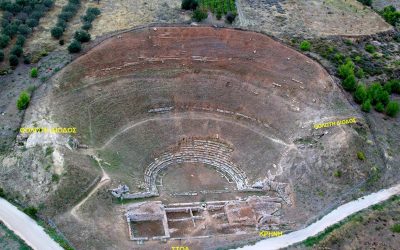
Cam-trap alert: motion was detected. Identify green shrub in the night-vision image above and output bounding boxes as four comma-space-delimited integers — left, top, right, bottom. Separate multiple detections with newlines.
375, 102, 385, 113
17, 24, 31, 36
0, 50, 3, 62
23, 206, 38, 218
82, 13, 96, 23
193, 8, 208, 22
67, 39, 81, 53
15, 35, 26, 46
365, 44, 376, 53
16, 91, 30, 110
10, 45, 23, 57
357, 151, 366, 161
342, 74, 357, 91
376, 90, 390, 106
0, 34, 10, 48
333, 170, 342, 178
381, 5, 400, 26
355, 68, 365, 78
357, 0, 372, 6
216, 9, 222, 20
300, 40, 311, 51
58, 11, 74, 22
9, 54, 19, 66
182, 0, 198, 10
74, 30, 90, 42
82, 22, 92, 30
0, 187, 5, 197
226, 11, 236, 24
361, 99, 371, 112
367, 83, 389, 105
30, 67, 38, 78
334, 52, 345, 64
86, 7, 101, 16
56, 19, 67, 31
386, 101, 399, 117
391, 224, 400, 233
354, 84, 368, 104
338, 60, 355, 79
51, 26, 63, 39
52, 174, 60, 182
23, 54, 31, 64
43, 0, 55, 8
385, 80, 400, 94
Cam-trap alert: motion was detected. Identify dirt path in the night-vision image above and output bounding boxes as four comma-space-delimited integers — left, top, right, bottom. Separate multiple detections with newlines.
238, 182, 400, 250
0, 198, 63, 250
99, 112, 291, 150
70, 155, 110, 221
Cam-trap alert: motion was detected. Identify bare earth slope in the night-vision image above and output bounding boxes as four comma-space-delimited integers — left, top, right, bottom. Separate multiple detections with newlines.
36, 27, 385, 249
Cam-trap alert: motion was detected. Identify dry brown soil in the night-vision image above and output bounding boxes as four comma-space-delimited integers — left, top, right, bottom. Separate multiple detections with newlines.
41, 26, 384, 250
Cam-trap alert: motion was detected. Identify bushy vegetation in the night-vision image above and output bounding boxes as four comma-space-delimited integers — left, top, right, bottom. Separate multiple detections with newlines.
336, 56, 398, 117
80, 7, 100, 31
51, 0, 81, 39
386, 101, 399, 117
0, 0, 54, 66
365, 44, 376, 53
391, 224, 400, 233
0, 34, 10, 48
357, 0, 372, 6
353, 84, 367, 104
380, 5, 400, 26
67, 39, 81, 53
50, 26, 63, 39
66, 7, 100, 53
384, 80, 400, 94
10, 44, 23, 57
333, 170, 342, 178
192, 8, 208, 22
9, 54, 19, 66
300, 40, 311, 51
357, 151, 366, 161
16, 90, 30, 110
303, 213, 364, 247
188, 0, 237, 23
23, 206, 38, 218
30, 67, 38, 77
361, 99, 371, 112
74, 30, 90, 42
226, 11, 236, 23
0, 49, 4, 62
182, 0, 198, 10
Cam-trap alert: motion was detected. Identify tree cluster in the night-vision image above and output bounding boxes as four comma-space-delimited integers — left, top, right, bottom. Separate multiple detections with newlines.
380, 5, 400, 26
338, 58, 399, 117
51, 0, 81, 39
0, 0, 54, 66
67, 7, 100, 54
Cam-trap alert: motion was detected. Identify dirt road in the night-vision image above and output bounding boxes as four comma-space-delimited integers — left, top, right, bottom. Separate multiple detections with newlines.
71, 154, 110, 221
0, 198, 63, 250
239, 183, 400, 250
